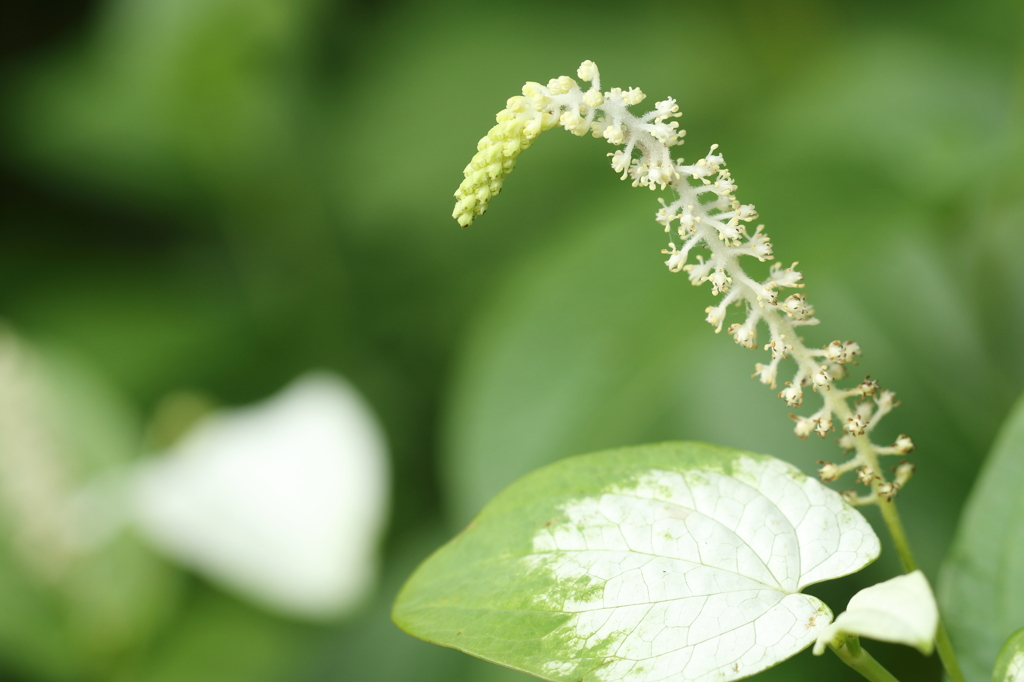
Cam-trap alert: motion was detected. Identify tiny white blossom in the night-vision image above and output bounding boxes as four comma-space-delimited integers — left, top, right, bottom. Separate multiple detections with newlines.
894, 434, 915, 454
765, 337, 792, 360
653, 97, 680, 121
812, 366, 832, 391
877, 481, 900, 501
769, 261, 804, 288
792, 414, 815, 439
825, 340, 861, 364
857, 465, 877, 486
608, 149, 633, 177
729, 320, 758, 349
779, 383, 803, 407
707, 269, 732, 295
740, 226, 773, 261
894, 461, 916, 485
845, 414, 869, 436
814, 415, 833, 438
780, 293, 814, 320
704, 304, 727, 333
662, 244, 687, 272
753, 360, 779, 388
684, 256, 714, 285
876, 390, 898, 410
818, 460, 841, 482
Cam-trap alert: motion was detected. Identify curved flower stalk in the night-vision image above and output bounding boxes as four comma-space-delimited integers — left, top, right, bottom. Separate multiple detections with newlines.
454, 60, 912, 507
452, 60, 966, 682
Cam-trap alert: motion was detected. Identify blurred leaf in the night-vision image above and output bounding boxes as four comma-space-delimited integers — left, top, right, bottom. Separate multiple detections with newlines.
298, 524, 470, 682
134, 585, 303, 682
396, 443, 879, 682
759, 33, 1014, 204
4, 0, 327, 202
940, 390, 1024, 682
441, 194, 713, 526
0, 326, 178, 681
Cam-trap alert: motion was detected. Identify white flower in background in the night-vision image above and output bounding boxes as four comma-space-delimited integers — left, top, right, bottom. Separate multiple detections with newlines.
131, 372, 390, 621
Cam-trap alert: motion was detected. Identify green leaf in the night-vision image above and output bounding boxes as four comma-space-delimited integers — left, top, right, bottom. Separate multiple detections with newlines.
940, 391, 1024, 682
0, 327, 177, 680
395, 442, 879, 682
813, 570, 938, 656
993, 628, 1024, 682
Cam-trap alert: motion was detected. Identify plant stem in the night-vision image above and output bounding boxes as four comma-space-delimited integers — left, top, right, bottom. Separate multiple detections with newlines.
934, 623, 967, 682
875, 496, 917, 571
856, 442, 967, 682
830, 636, 901, 682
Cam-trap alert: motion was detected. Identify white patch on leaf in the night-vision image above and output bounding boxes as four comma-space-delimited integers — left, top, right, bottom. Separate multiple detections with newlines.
527, 456, 878, 682
1007, 652, 1024, 682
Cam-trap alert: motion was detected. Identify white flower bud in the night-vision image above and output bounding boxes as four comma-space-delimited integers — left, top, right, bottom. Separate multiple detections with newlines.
894, 434, 915, 454
728, 320, 757, 349
741, 228, 772, 261
894, 461, 915, 486
623, 87, 646, 106
546, 75, 576, 95
791, 414, 815, 439
602, 125, 625, 145
779, 383, 803, 407
877, 481, 900, 501
582, 88, 604, 108
707, 269, 731, 295
684, 256, 714, 286
814, 415, 833, 438
662, 244, 687, 272
765, 338, 792, 360
753, 361, 778, 388
780, 294, 814, 320
845, 415, 869, 436
704, 305, 726, 333
577, 60, 598, 82
769, 261, 804, 289
857, 378, 880, 397
653, 98, 680, 121
817, 460, 840, 482
876, 390, 898, 410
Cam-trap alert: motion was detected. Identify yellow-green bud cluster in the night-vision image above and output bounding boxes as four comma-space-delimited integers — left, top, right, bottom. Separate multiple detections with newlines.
453, 83, 564, 227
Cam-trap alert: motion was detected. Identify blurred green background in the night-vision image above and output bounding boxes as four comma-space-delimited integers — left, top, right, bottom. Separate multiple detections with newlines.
1, 0, 1022, 680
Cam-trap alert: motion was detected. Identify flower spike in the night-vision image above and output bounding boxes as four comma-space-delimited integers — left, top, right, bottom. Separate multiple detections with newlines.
453, 61, 916, 503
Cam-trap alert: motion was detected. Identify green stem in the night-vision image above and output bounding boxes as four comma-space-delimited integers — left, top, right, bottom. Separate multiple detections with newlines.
858, 442, 967, 682
876, 497, 917, 572
934, 622, 967, 682
830, 636, 901, 682
879, 498, 966, 682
